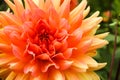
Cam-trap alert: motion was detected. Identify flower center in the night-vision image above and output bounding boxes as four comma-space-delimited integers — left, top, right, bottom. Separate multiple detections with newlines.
39, 29, 49, 41
26, 20, 56, 59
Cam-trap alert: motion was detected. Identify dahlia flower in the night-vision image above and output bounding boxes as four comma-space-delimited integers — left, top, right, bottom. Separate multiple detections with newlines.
0, 0, 108, 80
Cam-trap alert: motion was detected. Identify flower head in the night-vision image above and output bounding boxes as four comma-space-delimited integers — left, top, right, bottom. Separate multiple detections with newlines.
0, 0, 108, 80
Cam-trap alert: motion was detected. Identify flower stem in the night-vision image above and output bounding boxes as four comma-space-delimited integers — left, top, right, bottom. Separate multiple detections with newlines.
108, 20, 118, 80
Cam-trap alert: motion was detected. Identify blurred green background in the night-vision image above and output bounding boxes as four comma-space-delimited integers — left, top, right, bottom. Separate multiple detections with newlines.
0, 0, 120, 80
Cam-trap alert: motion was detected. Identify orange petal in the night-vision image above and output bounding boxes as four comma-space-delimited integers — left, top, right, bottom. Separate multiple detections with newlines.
83, 6, 90, 18
0, 15, 8, 26
13, 0, 24, 17
70, 0, 87, 20
0, 31, 11, 44
0, 43, 11, 53
9, 62, 25, 72
48, 7, 60, 32
73, 38, 92, 56
0, 12, 22, 26
49, 69, 65, 80
59, 0, 70, 19
62, 48, 74, 59
69, 11, 83, 33
67, 28, 83, 47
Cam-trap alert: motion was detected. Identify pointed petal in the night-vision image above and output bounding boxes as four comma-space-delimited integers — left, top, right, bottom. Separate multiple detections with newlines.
88, 63, 107, 71
59, 0, 70, 19
90, 11, 100, 18
83, 6, 90, 18
70, 0, 87, 20
69, 11, 83, 33
95, 32, 109, 39
0, 12, 22, 26
48, 7, 60, 31
88, 38, 109, 51
26, 0, 39, 10
80, 17, 103, 34
85, 25, 100, 36
52, 0, 60, 10
13, 0, 24, 16
4, 0, 18, 16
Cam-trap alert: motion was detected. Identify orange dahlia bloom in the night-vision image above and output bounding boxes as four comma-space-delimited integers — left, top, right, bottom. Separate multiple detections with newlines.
0, 0, 108, 80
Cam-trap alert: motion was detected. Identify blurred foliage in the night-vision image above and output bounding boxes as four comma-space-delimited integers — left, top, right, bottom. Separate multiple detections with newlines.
0, 0, 120, 80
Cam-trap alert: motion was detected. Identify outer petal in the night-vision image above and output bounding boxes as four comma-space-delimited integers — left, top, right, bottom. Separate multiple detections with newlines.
52, 0, 60, 10
88, 38, 109, 51
59, 0, 70, 19
0, 12, 22, 26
